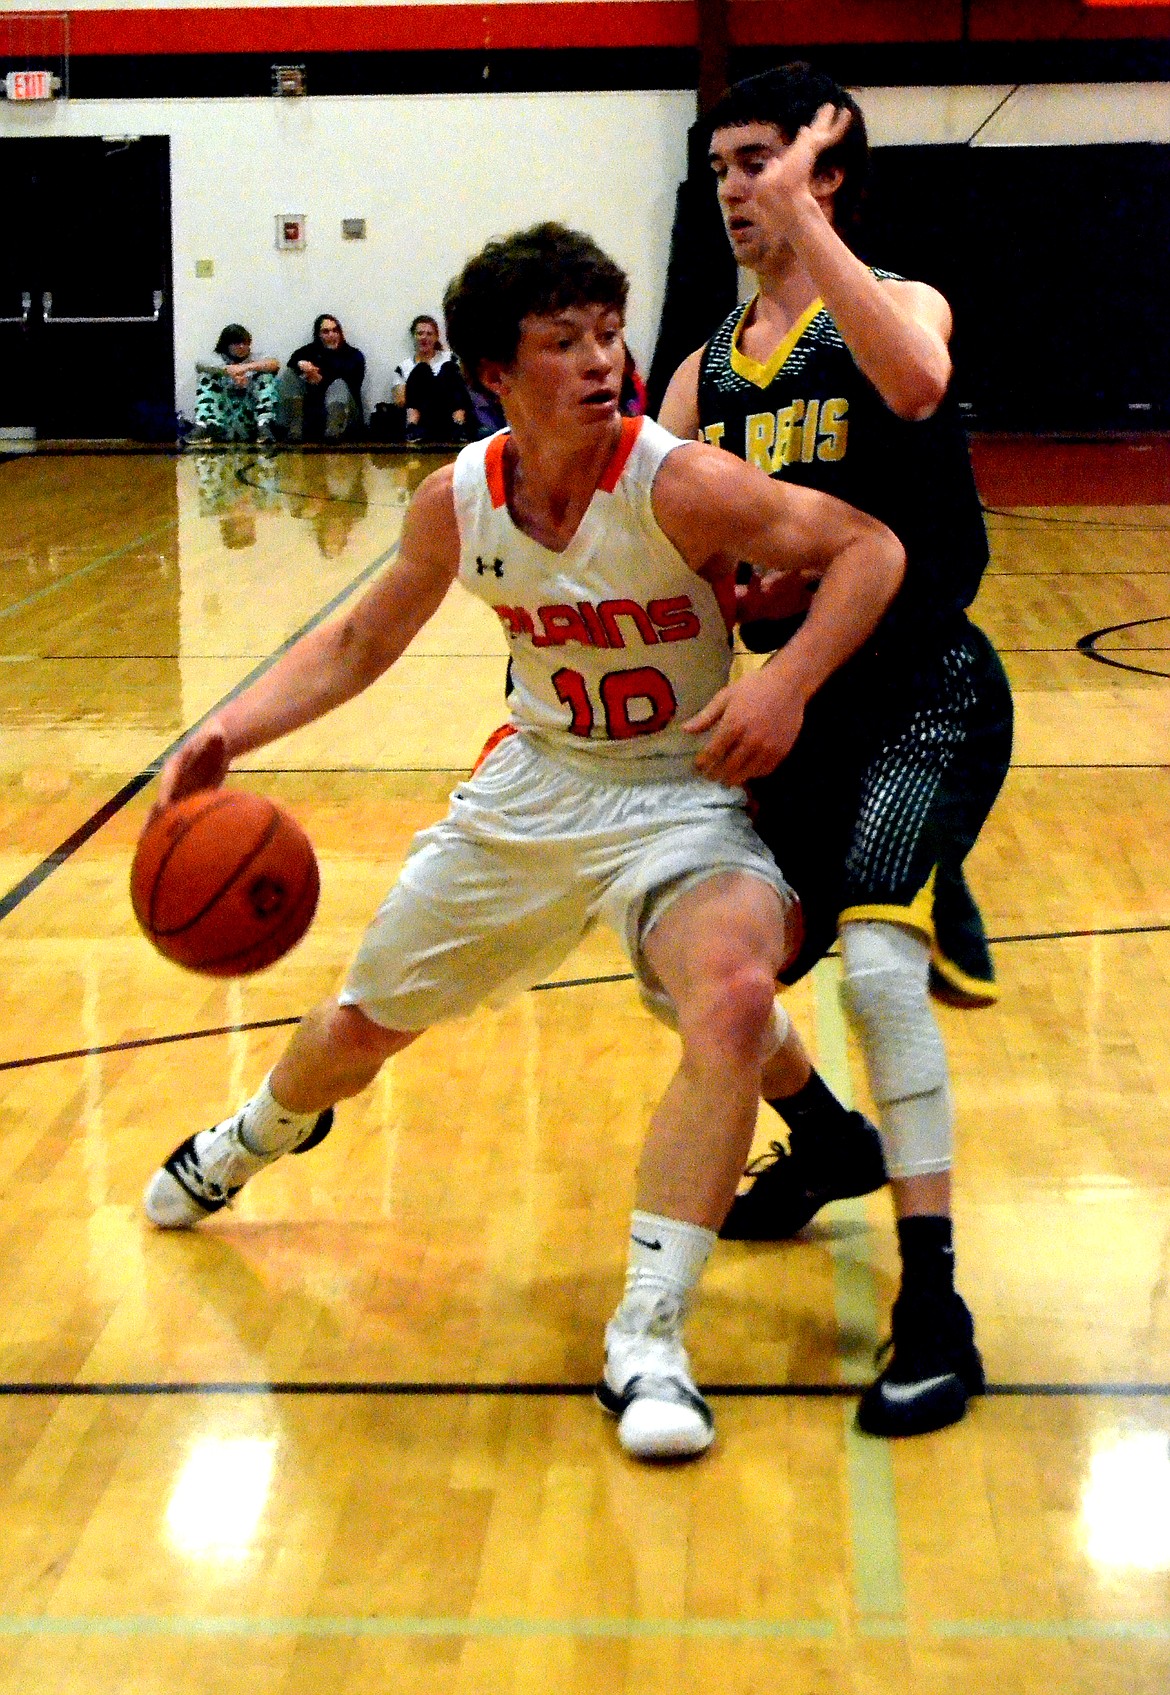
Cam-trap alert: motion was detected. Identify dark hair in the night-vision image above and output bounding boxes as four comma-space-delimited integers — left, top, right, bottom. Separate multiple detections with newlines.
706, 63, 869, 232
215, 323, 251, 356
313, 313, 343, 343
410, 313, 442, 346
443, 222, 628, 388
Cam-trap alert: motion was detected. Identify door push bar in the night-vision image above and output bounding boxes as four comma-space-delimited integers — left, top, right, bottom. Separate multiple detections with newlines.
41, 288, 165, 326
0, 292, 32, 327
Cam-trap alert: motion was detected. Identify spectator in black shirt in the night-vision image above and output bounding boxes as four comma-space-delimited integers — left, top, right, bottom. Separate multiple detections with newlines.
284, 314, 366, 441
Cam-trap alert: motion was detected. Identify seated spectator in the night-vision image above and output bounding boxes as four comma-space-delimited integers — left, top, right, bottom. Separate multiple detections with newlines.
467, 384, 506, 439
283, 315, 366, 442
392, 314, 470, 443
189, 324, 280, 445
620, 346, 647, 417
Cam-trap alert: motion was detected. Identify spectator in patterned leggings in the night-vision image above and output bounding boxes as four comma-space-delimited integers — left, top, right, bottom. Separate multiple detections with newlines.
190, 325, 281, 445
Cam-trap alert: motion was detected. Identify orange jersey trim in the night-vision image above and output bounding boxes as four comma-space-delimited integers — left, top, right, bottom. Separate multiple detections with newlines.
598, 415, 644, 493
470, 722, 517, 775
484, 431, 510, 509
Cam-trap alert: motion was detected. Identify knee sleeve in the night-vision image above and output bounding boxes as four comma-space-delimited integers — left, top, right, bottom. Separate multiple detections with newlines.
839, 922, 946, 1104
840, 922, 952, 1178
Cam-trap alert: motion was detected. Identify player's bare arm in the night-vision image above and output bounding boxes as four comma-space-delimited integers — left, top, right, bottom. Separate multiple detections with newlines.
652, 442, 904, 784
657, 346, 704, 439
713, 103, 952, 421
158, 468, 461, 806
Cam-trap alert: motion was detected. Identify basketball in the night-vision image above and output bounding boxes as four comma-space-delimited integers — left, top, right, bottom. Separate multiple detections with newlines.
130, 790, 319, 976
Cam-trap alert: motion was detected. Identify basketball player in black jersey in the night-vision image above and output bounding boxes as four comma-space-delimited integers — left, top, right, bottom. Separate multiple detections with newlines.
660, 64, 1013, 1436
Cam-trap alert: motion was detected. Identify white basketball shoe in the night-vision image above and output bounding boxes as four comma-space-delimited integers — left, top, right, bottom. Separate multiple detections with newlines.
143, 1108, 334, 1228
596, 1292, 714, 1460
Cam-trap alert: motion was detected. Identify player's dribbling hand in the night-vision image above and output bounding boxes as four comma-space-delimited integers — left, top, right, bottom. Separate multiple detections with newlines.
684, 668, 806, 786
155, 722, 232, 813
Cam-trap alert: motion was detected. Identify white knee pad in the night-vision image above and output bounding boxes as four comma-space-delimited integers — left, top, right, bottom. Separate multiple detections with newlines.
840, 922, 952, 1178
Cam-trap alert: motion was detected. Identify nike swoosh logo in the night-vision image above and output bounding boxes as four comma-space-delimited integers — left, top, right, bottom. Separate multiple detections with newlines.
877, 1374, 954, 1405
631, 1235, 663, 1251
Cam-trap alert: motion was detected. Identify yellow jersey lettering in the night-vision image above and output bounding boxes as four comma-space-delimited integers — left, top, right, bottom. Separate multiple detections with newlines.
745, 411, 776, 472
772, 401, 803, 471
702, 422, 726, 448
800, 399, 821, 463
817, 397, 849, 461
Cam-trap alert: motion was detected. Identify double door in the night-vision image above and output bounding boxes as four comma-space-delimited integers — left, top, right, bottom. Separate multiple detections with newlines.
0, 135, 173, 438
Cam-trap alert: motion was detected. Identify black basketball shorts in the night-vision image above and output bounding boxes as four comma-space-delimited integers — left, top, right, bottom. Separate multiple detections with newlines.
749, 620, 1013, 989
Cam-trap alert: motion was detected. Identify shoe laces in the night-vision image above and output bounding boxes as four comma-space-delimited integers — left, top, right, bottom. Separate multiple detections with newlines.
743, 1139, 790, 1178
190, 1118, 265, 1198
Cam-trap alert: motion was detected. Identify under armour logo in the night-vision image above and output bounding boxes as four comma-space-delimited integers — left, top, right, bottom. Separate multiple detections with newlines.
476, 555, 504, 577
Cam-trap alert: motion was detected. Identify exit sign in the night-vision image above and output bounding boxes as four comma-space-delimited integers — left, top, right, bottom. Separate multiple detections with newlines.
4, 70, 56, 101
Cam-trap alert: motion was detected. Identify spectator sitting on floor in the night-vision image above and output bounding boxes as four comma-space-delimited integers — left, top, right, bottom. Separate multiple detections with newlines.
189, 324, 281, 445
620, 346, 647, 417
391, 314, 470, 443
284, 314, 366, 442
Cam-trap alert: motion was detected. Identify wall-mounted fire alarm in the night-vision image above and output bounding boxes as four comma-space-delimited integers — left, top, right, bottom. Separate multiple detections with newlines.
276, 215, 306, 251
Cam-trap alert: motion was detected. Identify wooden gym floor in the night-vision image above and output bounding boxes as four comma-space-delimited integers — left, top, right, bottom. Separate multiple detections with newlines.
0, 438, 1168, 1693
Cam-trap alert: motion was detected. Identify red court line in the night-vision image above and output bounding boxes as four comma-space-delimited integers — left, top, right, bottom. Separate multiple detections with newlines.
971, 436, 1170, 507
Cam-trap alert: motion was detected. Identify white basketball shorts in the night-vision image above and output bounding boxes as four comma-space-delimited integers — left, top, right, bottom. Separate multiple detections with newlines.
339, 730, 795, 1031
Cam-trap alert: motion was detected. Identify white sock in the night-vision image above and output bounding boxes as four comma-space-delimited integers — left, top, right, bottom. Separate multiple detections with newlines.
615, 1210, 716, 1328
237, 1075, 320, 1155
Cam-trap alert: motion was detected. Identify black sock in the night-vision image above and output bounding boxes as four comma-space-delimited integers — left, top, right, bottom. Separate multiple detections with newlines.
767, 1069, 850, 1146
897, 1215, 955, 1294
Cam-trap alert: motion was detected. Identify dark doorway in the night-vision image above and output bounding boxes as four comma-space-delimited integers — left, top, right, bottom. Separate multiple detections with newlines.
0, 135, 173, 439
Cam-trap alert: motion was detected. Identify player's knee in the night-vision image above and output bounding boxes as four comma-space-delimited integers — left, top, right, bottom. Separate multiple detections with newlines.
839, 921, 946, 1105
325, 1000, 413, 1066
681, 961, 777, 1062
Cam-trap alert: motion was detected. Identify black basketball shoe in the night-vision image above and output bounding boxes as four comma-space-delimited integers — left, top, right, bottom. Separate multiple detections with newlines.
719, 1112, 888, 1241
856, 1285, 985, 1437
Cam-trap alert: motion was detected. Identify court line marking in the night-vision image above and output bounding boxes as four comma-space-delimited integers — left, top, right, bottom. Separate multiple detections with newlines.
813, 958, 907, 1629
0, 1614, 834, 1639
0, 1613, 1163, 1641
0, 1380, 1166, 1398
9, 925, 1170, 1075
0, 541, 400, 926
0, 520, 176, 624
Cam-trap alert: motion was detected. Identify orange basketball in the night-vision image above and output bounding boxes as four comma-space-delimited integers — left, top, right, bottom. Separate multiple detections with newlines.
131, 790, 319, 976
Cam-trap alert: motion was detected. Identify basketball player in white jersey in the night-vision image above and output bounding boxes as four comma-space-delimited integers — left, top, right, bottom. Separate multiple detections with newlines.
143, 224, 903, 1463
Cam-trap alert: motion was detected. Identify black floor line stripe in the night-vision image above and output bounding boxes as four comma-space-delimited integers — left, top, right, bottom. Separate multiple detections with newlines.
0, 541, 399, 927
6, 924, 1170, 1075
0, 1017, 301, 1074
994, 921, 1170, 944
0, 977, 640, 1072
0, 1380, 1165, 1400
1012, 762, 1170, 769
982, 509, 1170, 533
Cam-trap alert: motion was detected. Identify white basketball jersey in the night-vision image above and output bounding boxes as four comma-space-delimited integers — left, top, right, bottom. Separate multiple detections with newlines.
451, 416, 734, 771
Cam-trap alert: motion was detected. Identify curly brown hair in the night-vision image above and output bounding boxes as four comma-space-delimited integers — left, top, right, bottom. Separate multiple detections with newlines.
443, 223, 628, 389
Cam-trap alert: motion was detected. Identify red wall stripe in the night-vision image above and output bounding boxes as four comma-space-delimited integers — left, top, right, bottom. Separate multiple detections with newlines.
67, 5, 696, 56
60, 1, 1170, 59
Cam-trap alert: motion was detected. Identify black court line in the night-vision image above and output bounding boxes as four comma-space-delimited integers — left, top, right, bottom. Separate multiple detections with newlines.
7, 922, 1170, 1078
1078, 616, 1170, 679
0, 1380, 1166, 1400
0, 541, 399, 927
982, 507, 1170, 533
0, 975, 640, 1074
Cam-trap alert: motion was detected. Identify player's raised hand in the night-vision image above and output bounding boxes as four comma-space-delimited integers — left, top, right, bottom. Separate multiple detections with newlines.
684, 666, 806, 786
156, 721, 231, 810
757, 101, 853, 224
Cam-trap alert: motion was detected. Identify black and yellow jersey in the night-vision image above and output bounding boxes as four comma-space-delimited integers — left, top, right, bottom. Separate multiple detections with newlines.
696, 276, 989, 662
